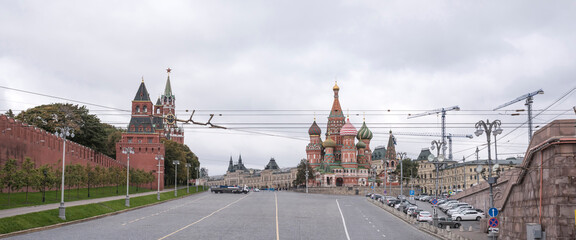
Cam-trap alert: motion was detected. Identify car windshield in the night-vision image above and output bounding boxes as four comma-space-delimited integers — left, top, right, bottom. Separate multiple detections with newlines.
420, 212, 431, 216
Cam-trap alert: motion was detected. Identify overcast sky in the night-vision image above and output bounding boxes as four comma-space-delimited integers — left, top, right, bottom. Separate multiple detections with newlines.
1, 1, 575, 176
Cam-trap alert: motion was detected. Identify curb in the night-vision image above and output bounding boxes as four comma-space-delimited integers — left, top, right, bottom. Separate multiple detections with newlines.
0, 191, 204, 238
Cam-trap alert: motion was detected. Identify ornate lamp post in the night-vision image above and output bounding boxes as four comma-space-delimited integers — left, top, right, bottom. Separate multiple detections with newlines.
55, 126, 74, 220
122, 147, 134, 207
185, 163, 191, 193
155, 155, 164, 200
173, 160, 180, 196
430, 139, 446, 226
474, 119, 503, 239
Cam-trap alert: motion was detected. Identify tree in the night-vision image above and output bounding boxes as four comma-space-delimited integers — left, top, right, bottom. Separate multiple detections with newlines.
85, 164, 93, 197
20, 158, 37, 203
293, 159, 315, 187
163, 140, 199, 186
1, 159, 22, 206
394, 158, 419, 187
5, 109, 15, 118
32, 165, 55, 203
16, 103, 122, 158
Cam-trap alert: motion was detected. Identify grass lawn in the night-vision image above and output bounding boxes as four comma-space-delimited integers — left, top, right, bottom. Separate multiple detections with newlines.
0, 185, 153, 210
0, 187, 207, 235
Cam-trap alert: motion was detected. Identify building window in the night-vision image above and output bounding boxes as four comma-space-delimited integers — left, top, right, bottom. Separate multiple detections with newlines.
136, 106, 140, 113
143, 106, 148, 112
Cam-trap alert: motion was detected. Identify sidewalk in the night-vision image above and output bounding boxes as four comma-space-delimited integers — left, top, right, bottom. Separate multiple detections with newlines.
0, 188, 183, 219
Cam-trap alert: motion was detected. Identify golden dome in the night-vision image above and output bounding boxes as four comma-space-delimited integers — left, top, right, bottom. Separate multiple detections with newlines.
333, 81, 340, 91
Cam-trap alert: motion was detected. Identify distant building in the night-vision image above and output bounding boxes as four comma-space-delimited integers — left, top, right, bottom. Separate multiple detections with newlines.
116, 69, 185, 190
207, 156, 297, 189
415, 145, 522, 196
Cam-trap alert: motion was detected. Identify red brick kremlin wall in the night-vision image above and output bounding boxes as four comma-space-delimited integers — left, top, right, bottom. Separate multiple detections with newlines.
0, 115, 124, 174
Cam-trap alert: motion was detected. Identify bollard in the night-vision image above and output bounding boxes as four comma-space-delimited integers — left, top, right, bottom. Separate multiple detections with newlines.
459, 225, 464, 232
468, 225, 473, 232
447, 225, 451, 232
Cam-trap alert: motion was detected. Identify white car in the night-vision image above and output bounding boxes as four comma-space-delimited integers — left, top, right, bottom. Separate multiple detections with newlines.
447, 205, 472, 216
451, 210, 484, 221
417, 211, 433, 222
253, 188, 260, 192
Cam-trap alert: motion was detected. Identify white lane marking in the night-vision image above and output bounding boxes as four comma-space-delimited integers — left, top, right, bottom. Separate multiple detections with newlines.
275, 192, 279, 240
336, 199, 351, 240
121, 195, 208, 226
158, 194, 250, 240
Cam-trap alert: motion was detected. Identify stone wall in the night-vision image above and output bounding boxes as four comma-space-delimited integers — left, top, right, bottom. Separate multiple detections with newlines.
0, 115, 124, 178
453, 119, 576, 240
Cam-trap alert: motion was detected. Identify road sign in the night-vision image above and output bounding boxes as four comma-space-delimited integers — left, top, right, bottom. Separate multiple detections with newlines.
409, 190, 415, 196
448, 190, 453, 195
431, 198, 438, 205
371, 186, 374, 189
488, 218, 499, 228
384, 190, 387, 194
489, 208, 499, 217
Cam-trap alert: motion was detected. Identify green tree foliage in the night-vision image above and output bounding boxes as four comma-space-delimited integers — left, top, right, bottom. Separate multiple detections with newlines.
393, 158, 419, 186
20, 158, 36, 203
15, 103, 122, 158
293, 159, 315, 187
4, 109, 15, 118
32, 165, 55, 203
163, 140, 199, 186
1, 159, 22, 206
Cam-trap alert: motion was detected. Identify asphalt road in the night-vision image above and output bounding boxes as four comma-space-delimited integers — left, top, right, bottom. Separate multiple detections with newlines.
8, 191, 438, 240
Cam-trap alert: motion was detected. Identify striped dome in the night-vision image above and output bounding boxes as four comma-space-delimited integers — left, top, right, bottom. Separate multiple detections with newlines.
308, 121, 322, 136
340, 118, 357, 136
357, 121, 373, 140
356, 140, 366, 149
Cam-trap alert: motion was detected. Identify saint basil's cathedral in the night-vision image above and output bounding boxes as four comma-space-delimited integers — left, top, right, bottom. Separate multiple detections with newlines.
306, 83, 374, 187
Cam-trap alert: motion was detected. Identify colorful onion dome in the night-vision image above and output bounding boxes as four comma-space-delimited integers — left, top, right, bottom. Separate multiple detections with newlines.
357, 121, 373, 140
308, 120, 322, 135
323, 136, 336, 148
356, 140, 366, 149
340, 118, 357, 136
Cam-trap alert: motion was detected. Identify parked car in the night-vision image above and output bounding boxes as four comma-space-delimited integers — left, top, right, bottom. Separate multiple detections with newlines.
417, 211, 433, 222
405, 205, 418, 215
435, 217, 462, 229
451, 210, 484, 221
443, 203, 469, 213
388, 199, 401, 207
253, 188, 260, 192
410, 209, 423, 218
447, 205, 472, 216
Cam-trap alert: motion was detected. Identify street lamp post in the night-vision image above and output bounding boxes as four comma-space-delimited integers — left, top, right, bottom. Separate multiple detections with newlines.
384, 161, 387, 196
173, 160, 180, 196
372, 166, 376, 195
122, 147, 134, 207
474, 119, 502, 239
55, 126, 74, 220
430, 139, 446, 226
156, 155, 164, 200
397, 152, 407, 197
196, 166, 200, 192
305, 160, 309, 194
186, 163, 191, 193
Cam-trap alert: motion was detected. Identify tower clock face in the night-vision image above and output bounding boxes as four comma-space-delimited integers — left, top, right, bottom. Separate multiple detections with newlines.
166, 114, 176, 125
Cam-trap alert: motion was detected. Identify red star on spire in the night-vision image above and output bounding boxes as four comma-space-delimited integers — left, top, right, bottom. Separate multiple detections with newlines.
166, 68, 172, 73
